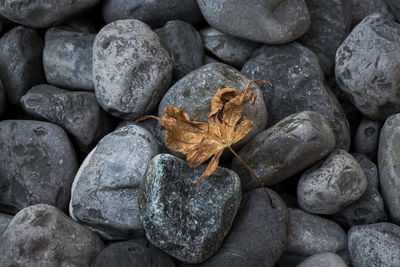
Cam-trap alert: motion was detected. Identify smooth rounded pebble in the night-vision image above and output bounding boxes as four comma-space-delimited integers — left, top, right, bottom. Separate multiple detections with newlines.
232, 111, 335, 191
70, 125, 159, 240
93, 19, 173, 120
298, 149, 367, 215
0, 204, 104, 266
197, 0, 310, 44
0, 120, 78, 214
138, 154, 242, 264
297, 253, 347, 267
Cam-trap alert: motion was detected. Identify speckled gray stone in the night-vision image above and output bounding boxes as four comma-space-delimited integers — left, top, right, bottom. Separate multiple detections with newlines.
20, 84, 111, 152
93, 19, 173, 120
387, 0, 400, 21
354, 118, 382, 160
0, 0, 100, 28
155, 20, 203, 81
332, 153, 386, 228
0, 120, 78, 214
378, 113, 400, 224
0, 204, 104, 267
299, 0, 351, 76
0, 78, 4, 115
200, 27, 259, 68
298, 149, 367, 215
92, 238, 176, 267
232, 111, 335, 191
197, 0, 310, 44
351, 0, 395, 27
158, 63, 268, 149
102, 0, 203, 27
0, 213, 12, 236
336, 13, 400, 121
43, 28, 95, 90
242, 42, 350, 150
348, 223, 400, 267
138, 153, 242, 264
70, 125, 159, 240
0, 26, 44, 105
297, 253, 347, 267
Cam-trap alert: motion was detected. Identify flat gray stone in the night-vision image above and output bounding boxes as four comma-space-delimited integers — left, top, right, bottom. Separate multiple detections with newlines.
200, 27, 259, 68
298, 149, 367, 215
354, 118, 382, 160
0, 213, 12, 236
93, 19, 173, 120
158, 63, 268, 149
155, 20, 203, 82
348, 223, 400, 267
0, 204, 104, 267
102, 0, 203, 27
43, 28, 95, 90
232, 111, 335, 191
387, 0, 400, 21
242, 42, 350, 150
0, 0, 100, 28
0, 26, 44, 105
138, 154, 242, 264
0, 120, 78, 214
297, 253, 347, 267
70, 125, 159, 240
351, 0, 395, 27
378, 113, 400, 224
335, 13, 400, 121
299, 0, 351, 76
197, 0, 310, 44
20, 84, 111, 152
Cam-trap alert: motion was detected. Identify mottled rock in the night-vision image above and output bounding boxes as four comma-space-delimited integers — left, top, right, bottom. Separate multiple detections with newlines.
0, 120, 78, 214
299, 0, 351, 76
102, 0, 203, 27
43, 28, 95, 90
93, 19, 173, 120
20, 84, 111, 152
242, 42, 350, 150
200, 27, 259, 68
155, 20, 203, 81
297, 253, 347, 267
387, 0, 400, 21
232, 111, 335, 191
0, 204, 104, 266
0, 26, 44, 105
0, 0, 100, 28
0, 213, 12, 236
0, 78, 5, 115
138, 154, 241, 263
298, 149, 367, 215
70, 125, 159, 240
378, 113, 400, 224
336, 13, 400, 121
332, 153, 386, 228
348, 223, 400, 267
354, 118, 382, 160
92, 238, 175, 267
351, 0, 395, 27
197, 0, 310, 44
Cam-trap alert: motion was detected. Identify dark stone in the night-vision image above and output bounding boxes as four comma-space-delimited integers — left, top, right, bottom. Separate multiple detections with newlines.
0, 78, 4, 115
354, 118, 382, 160
387, 0, 400, 21
0, 213, 12, 236
351, 0, 395, 28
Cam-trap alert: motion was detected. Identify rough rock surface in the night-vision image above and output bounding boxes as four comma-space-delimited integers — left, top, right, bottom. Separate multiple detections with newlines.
232, 111, 335, 191
70, 125, 159, 240
354, 118, 382, 160
93, 19, 173, 120
197, 0, 310, 44
0, 204, 104, 266
138, 154, 242, 264
242, 42, 350, 150
297, 253, 347, 267
0, 120, 78, 214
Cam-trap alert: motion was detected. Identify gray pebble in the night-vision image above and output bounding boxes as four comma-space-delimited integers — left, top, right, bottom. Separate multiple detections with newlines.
0, 26, 44, 105
387, 0, 400, 21
242, 42, 350, 150
43, 28, 95, 90
348, 223, 400, 267
197, 0, 310, 44
354, 118, 382, 160
93, 19, 173, 120
138, 153, 242, 264
232, 111, 335, 191
335, 13, 400, 121
0, 204, 104, 266
155, 20, 203, 82
70, 125, 159, 240
351, 0, 395, 27
297, 253, 347, 267
0, 120, 78, 214
0, 213, 12, 237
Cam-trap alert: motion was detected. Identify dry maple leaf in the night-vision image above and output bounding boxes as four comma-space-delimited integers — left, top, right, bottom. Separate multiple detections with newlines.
139, 79, 271, 189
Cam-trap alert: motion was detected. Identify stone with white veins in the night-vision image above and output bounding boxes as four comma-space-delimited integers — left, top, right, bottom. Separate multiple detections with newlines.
93, 19, 173, 120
